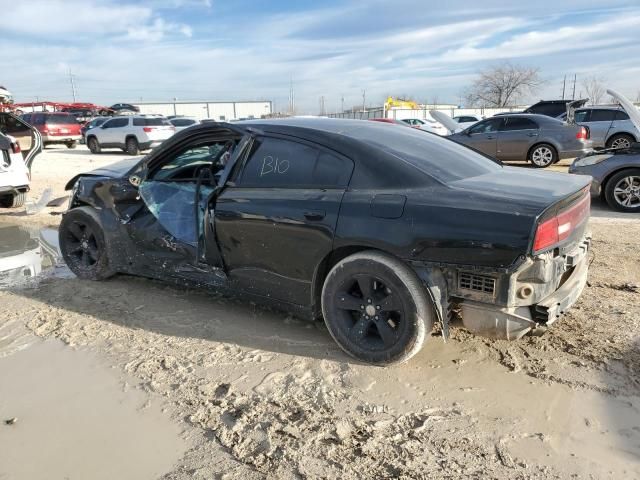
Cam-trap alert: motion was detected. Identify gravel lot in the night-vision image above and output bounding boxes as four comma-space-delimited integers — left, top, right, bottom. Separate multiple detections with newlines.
1, 145, 639, 479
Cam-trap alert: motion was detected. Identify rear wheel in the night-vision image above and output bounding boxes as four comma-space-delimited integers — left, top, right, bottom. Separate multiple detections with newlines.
87, 137, 101, 154
125, 137, 139, 155
606, 134, 634, 150
66, 141, 77, 149
604, 169, 640, 212
321, 251, 433, 365
529, 143, 557, 168
59, 208, 115, 280
0, 192, 26, 208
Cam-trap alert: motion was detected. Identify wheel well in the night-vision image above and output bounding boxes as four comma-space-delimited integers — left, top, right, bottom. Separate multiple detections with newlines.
527, 142, 557, 160
601, 167, 640, 195
311, 245, 378, 318
125, 135, 138, 144
606, 132, 636, 145
86, 134, 96, 141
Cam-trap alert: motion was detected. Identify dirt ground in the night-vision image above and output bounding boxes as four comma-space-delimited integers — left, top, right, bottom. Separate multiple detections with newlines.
1, 146, 639, 479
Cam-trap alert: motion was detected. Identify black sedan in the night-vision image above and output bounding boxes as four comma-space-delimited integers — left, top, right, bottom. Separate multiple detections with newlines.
60, 118, 592, 365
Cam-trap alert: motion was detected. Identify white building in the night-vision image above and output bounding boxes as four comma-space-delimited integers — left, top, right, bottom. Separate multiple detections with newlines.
132, 100, 272, 121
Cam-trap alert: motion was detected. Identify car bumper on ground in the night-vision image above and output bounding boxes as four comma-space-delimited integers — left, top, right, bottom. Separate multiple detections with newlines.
460, 236, 591, 340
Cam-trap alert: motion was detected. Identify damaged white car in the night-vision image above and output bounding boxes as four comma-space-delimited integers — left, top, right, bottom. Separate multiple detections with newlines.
0, 112, 42, 207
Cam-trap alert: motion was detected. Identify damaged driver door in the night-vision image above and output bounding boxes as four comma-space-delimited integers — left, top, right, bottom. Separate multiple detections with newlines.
126, 129, 242, 285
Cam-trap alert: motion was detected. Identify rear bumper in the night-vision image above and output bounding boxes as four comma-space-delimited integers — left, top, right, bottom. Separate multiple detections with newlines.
559, 147, 592, 160
42, 134, 81, 144
460, 236, 590, 340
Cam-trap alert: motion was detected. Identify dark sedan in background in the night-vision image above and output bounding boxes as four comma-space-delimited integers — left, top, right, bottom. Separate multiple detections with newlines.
448, 114, 591, 167
59, 118, 591, 365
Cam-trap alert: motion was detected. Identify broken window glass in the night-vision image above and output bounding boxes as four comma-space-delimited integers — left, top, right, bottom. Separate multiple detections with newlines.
138, 181, 214, 246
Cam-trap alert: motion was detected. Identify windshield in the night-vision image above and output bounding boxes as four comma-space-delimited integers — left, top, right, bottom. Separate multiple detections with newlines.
346, 123, 502, 182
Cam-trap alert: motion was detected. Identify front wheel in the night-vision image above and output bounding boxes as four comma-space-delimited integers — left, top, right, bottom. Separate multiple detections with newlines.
59, 208, 115, 280
529, 143, 557, 168
321, 251, 433, 365
604, 169, 640, 212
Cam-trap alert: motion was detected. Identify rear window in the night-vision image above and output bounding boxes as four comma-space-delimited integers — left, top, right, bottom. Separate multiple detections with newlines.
45, 114, 79, 125
171, 119, 197, 127
133, 117, 169, 126
501, 117, 538, 131
346, 122, 502, 183
615, 110, 630, 121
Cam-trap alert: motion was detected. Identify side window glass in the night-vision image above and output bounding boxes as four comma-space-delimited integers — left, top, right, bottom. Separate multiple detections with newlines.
239, 137, 353, 188
152, 142, 230, 181
102, 119, 117, 128
615, 110, 630, 121
468, 118, 501, 134
574, 110, 590, 123
590, 110, 616, 122
501, 118, 538, 131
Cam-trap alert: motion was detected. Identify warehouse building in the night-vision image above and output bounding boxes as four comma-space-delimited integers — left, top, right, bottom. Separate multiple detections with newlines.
133, 100, 272, 121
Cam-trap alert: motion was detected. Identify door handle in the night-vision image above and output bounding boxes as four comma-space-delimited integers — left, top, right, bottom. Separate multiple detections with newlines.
527, 132, 538, 137
304, 210, 326, 221
486, 135, 495, 139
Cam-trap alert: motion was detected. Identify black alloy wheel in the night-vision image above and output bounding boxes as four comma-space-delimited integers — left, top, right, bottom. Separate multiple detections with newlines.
59, 208, 114, 280
322, 251, 433, 365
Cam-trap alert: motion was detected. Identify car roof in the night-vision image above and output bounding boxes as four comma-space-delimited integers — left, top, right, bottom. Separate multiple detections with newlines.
486, 113, 563, 124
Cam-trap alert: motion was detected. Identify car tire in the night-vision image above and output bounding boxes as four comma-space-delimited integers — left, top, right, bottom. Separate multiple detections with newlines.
59, 208, 115, 280
321, 250, 433, 365
87, 137, 101, 154
0, 192, 26, 208
125, 137, 140, 156
606, 134, 634, 150
66, 141, 77, 149
604, 168, 640, 212
529, 143, 557, 168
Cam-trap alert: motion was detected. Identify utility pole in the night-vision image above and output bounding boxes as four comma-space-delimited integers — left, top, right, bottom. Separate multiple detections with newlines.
288, 78, 295, 115
562, 75, 566, 100
572, 74, 577, 100
341, 95, 344, 113
69, 69, 77, 102
319, 96, 326, 116
362, 89, 366, 113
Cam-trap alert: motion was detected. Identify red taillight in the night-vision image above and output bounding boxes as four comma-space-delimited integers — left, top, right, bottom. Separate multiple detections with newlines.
576, 126, 589, 140
533, 191, 590, 253
10, 141, 21, 154
143, 127, 155, 132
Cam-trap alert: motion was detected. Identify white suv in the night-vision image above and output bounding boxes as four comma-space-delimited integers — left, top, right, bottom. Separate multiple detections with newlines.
86, 115, 175, 155
0, 112, 42, 208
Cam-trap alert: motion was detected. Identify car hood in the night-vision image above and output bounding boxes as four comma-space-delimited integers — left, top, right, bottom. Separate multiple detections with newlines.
448, 167, 591, 212
64, 157, 141, 190
608, 89, 640, 132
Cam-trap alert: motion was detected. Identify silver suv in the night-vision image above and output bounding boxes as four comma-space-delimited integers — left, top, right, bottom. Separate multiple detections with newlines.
571, 106, 639, 149
86, 115, 175, 155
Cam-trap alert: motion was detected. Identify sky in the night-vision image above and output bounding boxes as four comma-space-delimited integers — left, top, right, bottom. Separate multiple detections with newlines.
1, 0, 639, 113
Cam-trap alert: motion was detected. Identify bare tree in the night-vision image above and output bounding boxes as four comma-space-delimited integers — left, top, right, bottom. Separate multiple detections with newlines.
465, 62, 542, 107
582, 76, 606, 105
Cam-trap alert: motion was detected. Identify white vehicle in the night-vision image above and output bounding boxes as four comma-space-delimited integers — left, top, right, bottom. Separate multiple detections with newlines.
400, 117, 448, 136
86, 115, 176, 155
169, 116, 200, 132
0, 112, 42, 208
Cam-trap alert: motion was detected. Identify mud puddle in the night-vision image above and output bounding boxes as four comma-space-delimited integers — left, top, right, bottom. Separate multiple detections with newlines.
0, 335, 186, 480
0, 224, 72, 289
